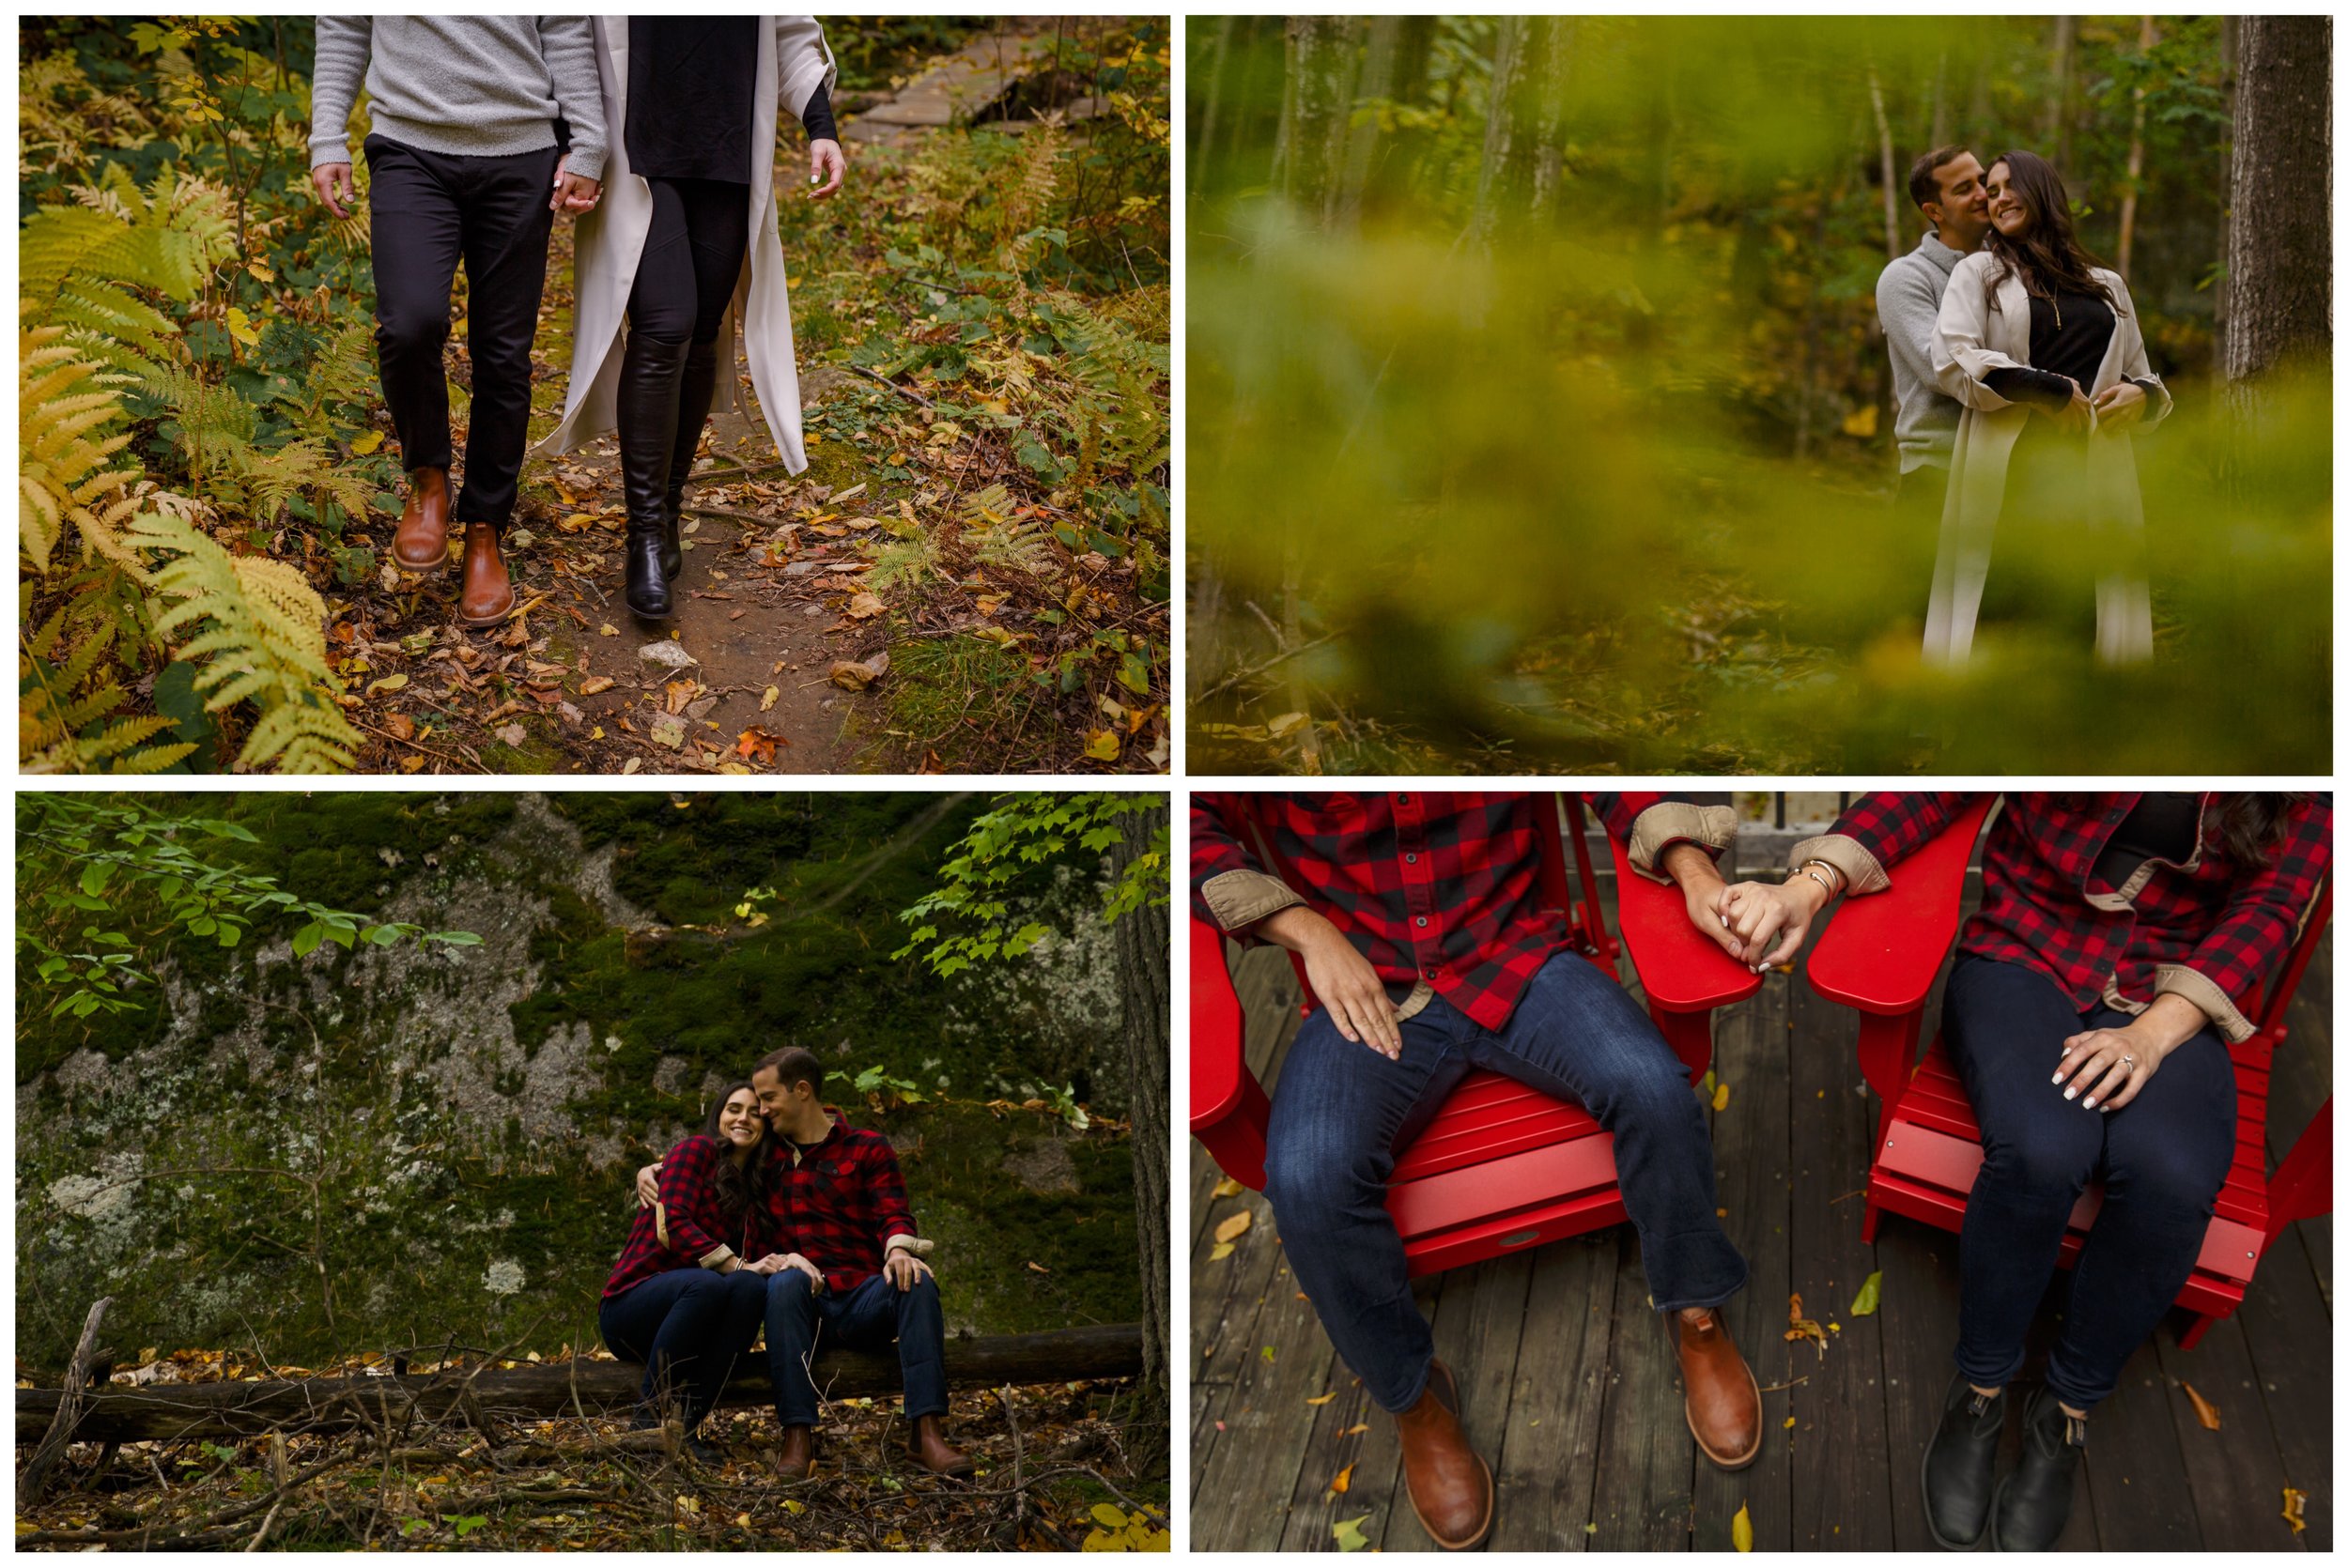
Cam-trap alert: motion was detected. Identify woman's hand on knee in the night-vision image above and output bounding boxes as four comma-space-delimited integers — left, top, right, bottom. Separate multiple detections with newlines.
2054, 1026, 2162, 1111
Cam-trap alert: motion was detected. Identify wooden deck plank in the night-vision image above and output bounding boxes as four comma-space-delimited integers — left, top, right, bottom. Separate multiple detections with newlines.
1490, 1233, 1618, 1550
1691, 983, 1794, 1551
1784, 965, 1899, 1550
2234, 1227, 2335, 1551
2155, 1312, 2308, 1552
1583, 1225, 1697, 1549
1871, 1217, 1967, 1548
2081, 1330, 2202, 1550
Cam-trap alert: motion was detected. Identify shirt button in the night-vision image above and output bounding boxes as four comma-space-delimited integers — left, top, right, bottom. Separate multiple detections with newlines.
1415, 915, 1429, 928
1397, 794, 1412, 805
1405, 853, 1418, 864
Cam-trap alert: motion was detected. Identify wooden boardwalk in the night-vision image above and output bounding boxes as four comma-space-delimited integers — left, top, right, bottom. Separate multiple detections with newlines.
1189, 887, 2332, 1553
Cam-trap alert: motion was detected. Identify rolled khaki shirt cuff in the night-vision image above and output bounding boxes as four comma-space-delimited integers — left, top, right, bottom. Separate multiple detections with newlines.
2154, 964, 2253, 1045
884, 1233, 920, 1256
1626, 803, 1738, 884
1786, 833, 1890, 897
1200, 868, 1305, 933
699, 1243, 739, 1272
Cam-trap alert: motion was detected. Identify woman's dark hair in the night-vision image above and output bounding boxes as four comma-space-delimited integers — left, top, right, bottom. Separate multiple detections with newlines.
700, 1081, 770, 1222
2212, 793, 2313, 869
1980, 149, 2122, 316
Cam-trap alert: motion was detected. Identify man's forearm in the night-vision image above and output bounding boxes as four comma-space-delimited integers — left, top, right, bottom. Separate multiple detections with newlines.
1255, 903, 1338, 953
1658, 840, 1724, 890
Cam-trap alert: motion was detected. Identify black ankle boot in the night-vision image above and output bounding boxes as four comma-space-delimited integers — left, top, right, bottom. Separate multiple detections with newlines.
618, 330, 690, 619
1923, 1374, 2004, 1550
1993, 1387, 2085, 1551
662, 339, 721, 580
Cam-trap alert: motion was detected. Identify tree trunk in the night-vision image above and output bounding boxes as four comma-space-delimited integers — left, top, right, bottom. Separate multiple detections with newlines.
2116, 17, 2157, 277
2216, 15, 2240, 367
1109, 805, 1170, 1449
1869, 66, 1900, 264
1470, 19, 1572, 246
15, 1326, 1146, 1445
1929, 49, 1951, 147
2226, 16, 2332, 383
2046, 17, 2078, 171
1274, 17, 1357, 226
1189, 15, 1237, 198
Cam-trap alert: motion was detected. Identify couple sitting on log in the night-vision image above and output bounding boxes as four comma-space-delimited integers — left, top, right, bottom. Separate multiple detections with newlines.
599, 1046, 970, 1478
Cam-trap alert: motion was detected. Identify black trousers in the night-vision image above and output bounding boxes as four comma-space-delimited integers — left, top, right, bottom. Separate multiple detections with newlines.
363, 134, 560, 530
629, 177, 751, 347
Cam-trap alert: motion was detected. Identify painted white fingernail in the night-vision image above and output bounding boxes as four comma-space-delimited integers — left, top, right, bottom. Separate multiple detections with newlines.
2063, 1086, 2077, 1099
2051, 1073, 2063, 1084
2082, 1097, 2095, 1109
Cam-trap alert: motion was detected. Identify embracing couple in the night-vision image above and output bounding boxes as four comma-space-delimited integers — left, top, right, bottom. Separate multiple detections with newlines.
1195, 790, 2327, 1550
596, 1047, 973, 1479
1878, 146, 2170, 668
306, 17, 844, 628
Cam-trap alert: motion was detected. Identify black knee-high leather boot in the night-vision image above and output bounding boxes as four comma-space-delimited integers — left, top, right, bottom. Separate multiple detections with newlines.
619, 331, 691, 620
662, 339, 722, 580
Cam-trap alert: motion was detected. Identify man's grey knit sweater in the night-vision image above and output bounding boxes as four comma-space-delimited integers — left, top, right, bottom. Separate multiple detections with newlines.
1876, 232, 1968, 473
308, 17, 608, 182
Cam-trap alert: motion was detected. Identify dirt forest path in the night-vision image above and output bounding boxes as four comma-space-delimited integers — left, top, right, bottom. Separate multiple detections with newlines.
338, 21, 1138, 776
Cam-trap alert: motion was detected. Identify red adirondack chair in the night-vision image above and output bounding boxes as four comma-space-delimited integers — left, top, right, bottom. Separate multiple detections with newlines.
1191, 793, 1761, 1278
1805, 796, 2334, 1348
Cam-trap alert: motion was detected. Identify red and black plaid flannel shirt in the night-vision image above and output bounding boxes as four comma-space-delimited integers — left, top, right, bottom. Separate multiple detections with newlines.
603, 1134, 779, 1300
1801, 792, 2331, 1042
763, 1110, 919, 1294
1190, 792, 1731, 1031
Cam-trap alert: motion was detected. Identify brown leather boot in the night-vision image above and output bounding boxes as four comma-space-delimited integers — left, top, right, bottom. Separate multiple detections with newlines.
1676, 1307, 1762, 1470
1395, 1359, 1493, 1550
393, 467, 451, 570
906, 1413, 974, 1476
457, 520, 513, 626
775, 1423, 813, 1480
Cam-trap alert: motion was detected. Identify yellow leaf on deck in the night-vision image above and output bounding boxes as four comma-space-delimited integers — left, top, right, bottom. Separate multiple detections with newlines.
2183, 1382, 2221, 1431
1212, 1176, 1244, 1199
1328, 1462, 1355, 1497
1732, 1501, 1753, 1552
2283, 1487, 2308, 1534
1305, 1392, 1337, 1407
1712, 1081, 1731, 1112
1209, 1242, 1234, 1261
1214, 1210, 1252, 1245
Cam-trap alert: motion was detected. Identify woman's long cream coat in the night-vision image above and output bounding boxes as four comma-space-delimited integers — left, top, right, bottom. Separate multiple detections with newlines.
537, 17, 837, 473
1925, 252, 2170, 666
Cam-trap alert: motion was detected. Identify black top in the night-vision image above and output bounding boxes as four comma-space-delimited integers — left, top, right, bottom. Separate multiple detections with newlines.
1981, 280, 2143, 416
2093, 792, 2201, 891
626, 19, 837, 184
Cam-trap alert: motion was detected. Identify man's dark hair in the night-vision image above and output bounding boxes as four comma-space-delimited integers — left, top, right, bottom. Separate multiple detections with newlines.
1908, 146, 1971, 211
753, 1045, 824, 1097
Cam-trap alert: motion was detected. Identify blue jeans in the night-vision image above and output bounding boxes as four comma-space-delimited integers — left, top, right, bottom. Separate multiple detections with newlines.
597, 1267, 769, 1432
1944, 954, 2236, 1411
1265, 951, 1748, 1413
765, 1272, 950, 1426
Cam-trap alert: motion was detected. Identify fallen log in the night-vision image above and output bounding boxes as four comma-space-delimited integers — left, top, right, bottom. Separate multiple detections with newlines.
16, 1323, 1140, 1445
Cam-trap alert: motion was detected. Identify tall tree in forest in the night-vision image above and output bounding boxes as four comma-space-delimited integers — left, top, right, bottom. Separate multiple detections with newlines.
2225, 16, 2332, 383
1336, 14, 1437, 227
896, 794, 1171, 1456
2116, 17, 2158, 277
1471, 17, 1572, 246
1274, 16, 1357, 226
2046, 17, 2078, 168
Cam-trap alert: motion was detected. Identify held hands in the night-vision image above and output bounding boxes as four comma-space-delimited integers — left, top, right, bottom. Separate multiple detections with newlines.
550, 153, 601, 215
882, 1248, 933, 1291
746, 1253, 825, 1290
312, 162, 356, 219
1714, 877, 1830, 972
2090, 380, 2147, 434
806, 139, 845, 199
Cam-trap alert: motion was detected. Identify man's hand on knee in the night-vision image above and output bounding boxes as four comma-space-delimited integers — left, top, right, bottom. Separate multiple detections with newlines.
1261, 907, 1403, 1060
883, 1250, 934, 1291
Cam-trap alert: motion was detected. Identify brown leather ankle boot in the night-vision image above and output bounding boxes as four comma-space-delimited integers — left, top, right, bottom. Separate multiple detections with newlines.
457, 520, 513, 626
1676, 1307, 1762, 1469
394, 467, 451, 570
907, 1413, 974, 1476
1394, 1359, 1493, 1550
775, 1423, 814, 1479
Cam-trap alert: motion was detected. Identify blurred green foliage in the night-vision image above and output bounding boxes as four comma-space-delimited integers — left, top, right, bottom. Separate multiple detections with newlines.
1187, 17, 2328, 773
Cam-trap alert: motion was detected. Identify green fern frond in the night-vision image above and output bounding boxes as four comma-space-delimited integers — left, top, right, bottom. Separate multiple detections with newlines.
124, 512, 357, 773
